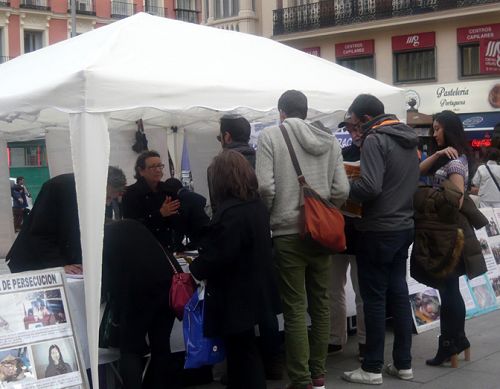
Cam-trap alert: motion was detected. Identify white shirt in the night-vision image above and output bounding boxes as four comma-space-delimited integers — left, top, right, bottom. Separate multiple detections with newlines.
472, 161, 500, 208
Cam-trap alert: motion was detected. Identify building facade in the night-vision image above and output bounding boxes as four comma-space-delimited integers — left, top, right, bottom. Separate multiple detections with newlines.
0, 0, 201, 61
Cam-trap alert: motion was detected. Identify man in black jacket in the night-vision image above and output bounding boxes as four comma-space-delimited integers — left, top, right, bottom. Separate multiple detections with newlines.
217, 114, 255, 168
7, 166, 126, 274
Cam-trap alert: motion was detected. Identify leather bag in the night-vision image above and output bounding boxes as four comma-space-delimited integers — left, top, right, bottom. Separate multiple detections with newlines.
280, 125, 346, 253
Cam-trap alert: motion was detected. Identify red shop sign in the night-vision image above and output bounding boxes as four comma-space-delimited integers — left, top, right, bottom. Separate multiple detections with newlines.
392, 32, 435, 52
335, 40, 374, 58
302, 47, 321, 57
457, 23, 500, 44
480, 39, 500, 74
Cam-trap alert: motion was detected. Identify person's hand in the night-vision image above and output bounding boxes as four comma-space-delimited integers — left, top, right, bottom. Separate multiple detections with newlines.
437, 146, 458, 160
160, 196, 180, 217
64, 264, 83, 275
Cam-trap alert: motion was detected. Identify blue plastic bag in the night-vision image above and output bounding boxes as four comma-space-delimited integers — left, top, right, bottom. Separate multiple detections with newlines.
183, 286, 225, 369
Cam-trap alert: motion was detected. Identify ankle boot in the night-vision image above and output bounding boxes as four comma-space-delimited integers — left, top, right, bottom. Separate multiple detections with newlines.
426, 336, 459, 368
455, 333, 471, 361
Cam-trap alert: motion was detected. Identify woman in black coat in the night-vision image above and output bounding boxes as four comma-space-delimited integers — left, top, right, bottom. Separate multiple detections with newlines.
189, 150, 278, 389
102, 219, 179, 389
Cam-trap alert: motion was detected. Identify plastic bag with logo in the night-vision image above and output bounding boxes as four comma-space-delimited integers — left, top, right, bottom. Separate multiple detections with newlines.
183, 284, 225, 369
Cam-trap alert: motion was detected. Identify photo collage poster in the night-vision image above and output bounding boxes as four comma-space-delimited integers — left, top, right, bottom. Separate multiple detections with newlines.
0, 269, 87, 388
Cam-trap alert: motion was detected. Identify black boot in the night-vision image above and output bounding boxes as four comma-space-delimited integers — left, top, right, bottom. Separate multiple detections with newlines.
455, 332, 471, 361
426, 336, 459, 368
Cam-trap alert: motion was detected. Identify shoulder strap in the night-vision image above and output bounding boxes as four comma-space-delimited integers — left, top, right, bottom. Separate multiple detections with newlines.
279, 125, 306, 185
157, 243, 181, 275
485, 164, 500, 192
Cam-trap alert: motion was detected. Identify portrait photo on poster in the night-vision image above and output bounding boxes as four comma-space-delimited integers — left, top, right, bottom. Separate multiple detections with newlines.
31, 338, 78, 379
0, 346, 35, 385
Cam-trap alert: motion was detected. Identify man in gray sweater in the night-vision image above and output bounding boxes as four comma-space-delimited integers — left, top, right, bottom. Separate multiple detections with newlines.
257, 90, 349, 389
342, 94, 419, 385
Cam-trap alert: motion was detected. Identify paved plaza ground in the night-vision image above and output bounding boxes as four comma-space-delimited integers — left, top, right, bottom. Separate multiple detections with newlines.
190, 308, 500, 389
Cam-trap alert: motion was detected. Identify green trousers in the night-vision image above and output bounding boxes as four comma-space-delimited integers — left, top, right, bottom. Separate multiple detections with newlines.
274, 234, 331, 388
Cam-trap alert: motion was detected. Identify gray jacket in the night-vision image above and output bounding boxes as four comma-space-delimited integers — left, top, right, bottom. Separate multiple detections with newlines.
350, 114, 419, 231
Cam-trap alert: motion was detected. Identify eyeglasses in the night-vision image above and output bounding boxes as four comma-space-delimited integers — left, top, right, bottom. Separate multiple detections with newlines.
146, 164, 165, 170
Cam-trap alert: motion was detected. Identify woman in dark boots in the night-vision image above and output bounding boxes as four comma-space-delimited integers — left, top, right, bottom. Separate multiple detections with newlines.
413, 110, 488, 368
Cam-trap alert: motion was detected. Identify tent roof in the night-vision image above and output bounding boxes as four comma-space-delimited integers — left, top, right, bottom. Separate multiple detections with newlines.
0, 12, 405, 140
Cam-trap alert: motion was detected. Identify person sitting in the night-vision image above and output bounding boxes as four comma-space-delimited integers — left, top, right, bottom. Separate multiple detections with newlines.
190, 150, 280, 389
6, 166, 126, 274
122, 151, 180, 251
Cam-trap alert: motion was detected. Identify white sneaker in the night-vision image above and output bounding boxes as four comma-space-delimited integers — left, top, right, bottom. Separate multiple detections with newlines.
384, 364, 414, 380
342, 367, 383, 385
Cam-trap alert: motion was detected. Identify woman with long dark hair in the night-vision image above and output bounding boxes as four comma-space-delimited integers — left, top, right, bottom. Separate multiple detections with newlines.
417, 110, 477, 367
189, 150, 279, 389
45, 345, 72, 377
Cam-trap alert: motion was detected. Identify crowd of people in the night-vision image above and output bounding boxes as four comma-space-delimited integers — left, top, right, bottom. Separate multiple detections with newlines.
4, 89, 498, 389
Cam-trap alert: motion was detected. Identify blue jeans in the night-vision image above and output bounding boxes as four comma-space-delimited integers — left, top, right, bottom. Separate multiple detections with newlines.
356, 229, 414, 373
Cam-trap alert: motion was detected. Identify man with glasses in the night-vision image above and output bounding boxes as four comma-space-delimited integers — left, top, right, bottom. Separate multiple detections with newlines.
122, 150, 181, 251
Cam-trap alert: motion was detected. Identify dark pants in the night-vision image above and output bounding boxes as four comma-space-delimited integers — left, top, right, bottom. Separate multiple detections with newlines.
225, 328, 266, 389
259, 314, 282, 361
356, 229, 414, 373
438, 276, 465, 338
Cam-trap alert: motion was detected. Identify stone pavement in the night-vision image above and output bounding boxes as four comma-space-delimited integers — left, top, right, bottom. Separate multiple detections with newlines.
188, 308, 500, 389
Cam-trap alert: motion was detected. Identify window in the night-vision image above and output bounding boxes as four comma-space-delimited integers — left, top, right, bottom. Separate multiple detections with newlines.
215, 0, 239, 18
460, 44, 480, 77
177, 0, 195, 9
24, 30, 43, 54
338, 57, 375, 78
394, 49, 435, 83
8, 146, 47, 167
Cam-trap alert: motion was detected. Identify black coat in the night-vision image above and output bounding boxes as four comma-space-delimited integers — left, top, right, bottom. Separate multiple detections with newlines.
189, 198, 280, 337
121, 178, 176, 250
173, 188, 210, 250
7, 174, 81, 272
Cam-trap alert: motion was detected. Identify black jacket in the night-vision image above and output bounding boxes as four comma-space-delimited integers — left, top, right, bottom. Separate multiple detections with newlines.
189, 198, 280, 337
225, 142, 256, 169
122, 178, 176, 250
7, 174, 81, 272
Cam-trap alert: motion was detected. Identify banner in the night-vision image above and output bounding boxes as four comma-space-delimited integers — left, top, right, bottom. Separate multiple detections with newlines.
335, 40, 374, 59
0, 269, 87, 388
480, 39, 500, 75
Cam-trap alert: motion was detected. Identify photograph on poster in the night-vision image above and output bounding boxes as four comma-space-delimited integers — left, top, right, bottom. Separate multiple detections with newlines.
409, 289, 440, 326
471, 284, 497, 309
0, 346, 34, 385
0, 294, 31, 335
491, 241, 500, 265
31, 338, 78, 379
491, 277, 500, 298
485, 217, 500, 237
479, 237, 492, 257
22, 289, 67, 330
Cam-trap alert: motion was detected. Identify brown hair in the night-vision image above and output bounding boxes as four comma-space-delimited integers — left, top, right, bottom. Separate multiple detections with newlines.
208, 150, 259, 206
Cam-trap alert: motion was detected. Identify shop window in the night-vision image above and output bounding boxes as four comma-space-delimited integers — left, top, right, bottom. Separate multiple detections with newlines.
394, 49, 435, 83
460, 44, 481, 77
337, 56, 375, 78
24, 30, 43, 54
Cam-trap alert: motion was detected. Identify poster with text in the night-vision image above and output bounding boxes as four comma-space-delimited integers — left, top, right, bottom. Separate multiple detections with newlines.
0, 269, 87, 388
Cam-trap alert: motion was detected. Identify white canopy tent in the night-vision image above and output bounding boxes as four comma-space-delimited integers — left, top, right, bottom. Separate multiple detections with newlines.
0, 12, 405, 388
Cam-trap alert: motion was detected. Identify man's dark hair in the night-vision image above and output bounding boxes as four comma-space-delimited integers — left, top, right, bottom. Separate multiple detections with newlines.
486, 147, 500, 162
16, 177, 24, 184
108, 166, 127, 191
134, 150, 161, 179
164, 177, 184, 198
278, 90, 308, 120
220, 115, 251, 143
348, 94, 385, 119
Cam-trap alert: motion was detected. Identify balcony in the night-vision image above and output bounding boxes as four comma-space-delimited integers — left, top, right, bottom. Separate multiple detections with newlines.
175, 8, 200, 24
20, 0, 50, 11
0, 0, 10, 7
111, 1, 136, 18
273, 0, 500, 35
67, 0, 96, 15
145, 4, 166, 17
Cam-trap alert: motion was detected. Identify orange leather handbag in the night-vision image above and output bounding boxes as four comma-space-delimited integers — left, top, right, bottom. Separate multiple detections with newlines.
280, 125, 346, 253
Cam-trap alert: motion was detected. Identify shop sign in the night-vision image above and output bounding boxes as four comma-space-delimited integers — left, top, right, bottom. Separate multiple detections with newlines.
302, 47, 321, 57
392, 32, 435, 52
457, 23, 500, 44
335, 40, 374, 58
480, 39, 500, 74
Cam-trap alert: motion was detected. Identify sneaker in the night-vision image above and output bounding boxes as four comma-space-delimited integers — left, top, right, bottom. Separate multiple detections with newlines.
327, 344, 343, 354
384, 364, 413, 380
342, 367, 383, 385
312, 374, 326, 389
359, 343, 366, 362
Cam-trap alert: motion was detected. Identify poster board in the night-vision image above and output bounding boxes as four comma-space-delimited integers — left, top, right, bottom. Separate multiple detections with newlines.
0, 268, 88, 388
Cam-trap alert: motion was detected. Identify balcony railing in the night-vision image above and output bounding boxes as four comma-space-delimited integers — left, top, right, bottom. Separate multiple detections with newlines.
0, 1, 10, 7
175, 8, 200, 24
20, 0, 50, 11
111, 1, 136, 18
273, 0, 500, 35
145, 4, 166, 17
67, 0, 96, 15
0, 56, 12, 64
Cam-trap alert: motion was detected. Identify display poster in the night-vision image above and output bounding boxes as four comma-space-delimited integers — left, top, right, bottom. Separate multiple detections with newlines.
0, 269, 87, 388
